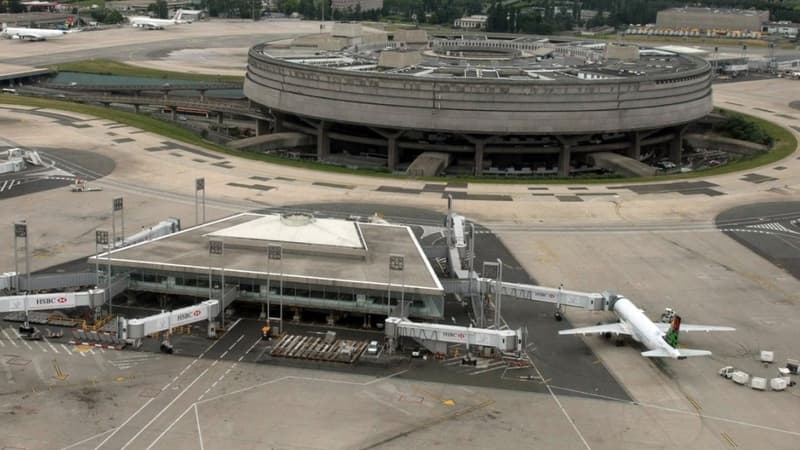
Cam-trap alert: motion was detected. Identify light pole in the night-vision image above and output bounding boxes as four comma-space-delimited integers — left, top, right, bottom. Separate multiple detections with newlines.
112, 197, 123, 247
96, 230, 110, 314
209, 239, 224, 329
14, 222, 30, 331
195, 177, 205, 225
268, 245, 283, 333
389, 254, 404, 317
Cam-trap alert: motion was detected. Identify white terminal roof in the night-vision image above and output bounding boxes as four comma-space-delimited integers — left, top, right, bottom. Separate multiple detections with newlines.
206, 214, 363, 249
655, 45, 710, 56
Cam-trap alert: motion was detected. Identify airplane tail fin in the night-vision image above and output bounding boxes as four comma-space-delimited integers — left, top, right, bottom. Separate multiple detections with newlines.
665, 314, 681, 348
642, 348, 712, 358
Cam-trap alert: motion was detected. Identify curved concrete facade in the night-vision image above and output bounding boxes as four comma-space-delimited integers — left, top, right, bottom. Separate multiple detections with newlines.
244, 39, 714, 176
245, 44, 713, 135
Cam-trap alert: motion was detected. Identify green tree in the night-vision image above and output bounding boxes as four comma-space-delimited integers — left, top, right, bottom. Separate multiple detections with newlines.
147, 0, 169, 19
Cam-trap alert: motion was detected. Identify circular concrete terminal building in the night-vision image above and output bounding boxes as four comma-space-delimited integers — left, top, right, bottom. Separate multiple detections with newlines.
244, 30, 713, 176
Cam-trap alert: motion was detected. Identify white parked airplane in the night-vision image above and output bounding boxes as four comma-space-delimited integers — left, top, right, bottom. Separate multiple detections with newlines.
559, 297, 735, 359
129, 9, 190, 29
1, 24, 67, 41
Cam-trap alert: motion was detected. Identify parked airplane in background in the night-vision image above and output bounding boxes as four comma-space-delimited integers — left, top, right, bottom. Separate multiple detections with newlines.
129, 9, 191, 29
559, 297, 735, 359
1, 24, 67, 41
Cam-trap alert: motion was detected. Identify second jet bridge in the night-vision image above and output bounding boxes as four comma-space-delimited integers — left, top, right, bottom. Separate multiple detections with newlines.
120, 299, 220, 340
385, 316, 521, 355
480, 279, 616, 311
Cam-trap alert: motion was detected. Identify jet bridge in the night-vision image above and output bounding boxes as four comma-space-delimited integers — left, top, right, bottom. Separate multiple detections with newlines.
385, 316, 521, 354
479, 279, 615, 312
120, 299, 220, 340
0, 289, 107, 313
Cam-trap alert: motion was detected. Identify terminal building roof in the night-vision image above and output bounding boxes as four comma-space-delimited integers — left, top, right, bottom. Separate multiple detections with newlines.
92, 212, 443, 295
258, 37, 704, 81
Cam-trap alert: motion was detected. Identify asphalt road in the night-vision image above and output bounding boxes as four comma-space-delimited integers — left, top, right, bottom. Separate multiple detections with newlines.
716, 201, 800, 280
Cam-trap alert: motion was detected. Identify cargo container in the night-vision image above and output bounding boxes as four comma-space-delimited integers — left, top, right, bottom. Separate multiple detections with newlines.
770, 377, 788, 391
732, 371, 750, 385
760, 350, 774, 363
751, 377, 767, 390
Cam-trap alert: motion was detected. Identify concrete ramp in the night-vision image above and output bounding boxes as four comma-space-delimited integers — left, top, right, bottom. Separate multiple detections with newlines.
406, 152, 451, 177
684, 133, 767, 156
228, 132, 314, 152
587, 152, 656, 177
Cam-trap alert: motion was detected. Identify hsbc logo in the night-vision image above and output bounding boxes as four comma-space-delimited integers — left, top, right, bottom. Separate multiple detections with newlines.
193, 310, 201, 317
35, 296, 69, 305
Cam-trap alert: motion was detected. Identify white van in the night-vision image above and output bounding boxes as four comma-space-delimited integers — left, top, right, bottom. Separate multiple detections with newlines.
366, 340, 379, 355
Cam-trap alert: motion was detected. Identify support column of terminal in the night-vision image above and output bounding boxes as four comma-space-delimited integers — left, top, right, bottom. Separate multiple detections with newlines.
256, 119, 270, 136
463, 135, 490, 176
217, 112, 224, 125
628, 131, 642, 160
316, 120, 330, 160
555, 136, 581, 177
370, 128, 405, 171
271, 110, 287, 133
669, 125, 688, 165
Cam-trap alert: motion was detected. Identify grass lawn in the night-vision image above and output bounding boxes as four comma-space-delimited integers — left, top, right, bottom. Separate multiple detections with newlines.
48, 60, 244, 84
0, 95, 795, 185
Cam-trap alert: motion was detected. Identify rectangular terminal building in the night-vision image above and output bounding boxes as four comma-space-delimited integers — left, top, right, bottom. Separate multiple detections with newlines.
90, 212, 444, 320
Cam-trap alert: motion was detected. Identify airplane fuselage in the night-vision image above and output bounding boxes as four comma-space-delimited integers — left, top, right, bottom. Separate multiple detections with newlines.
613, 298, 680, 358
2, 27, 66, 41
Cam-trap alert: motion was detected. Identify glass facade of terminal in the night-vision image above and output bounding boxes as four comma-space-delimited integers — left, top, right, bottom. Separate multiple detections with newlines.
120, 267, 445, 320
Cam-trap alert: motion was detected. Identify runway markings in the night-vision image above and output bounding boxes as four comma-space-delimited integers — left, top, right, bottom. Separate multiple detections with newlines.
109, 353, 160, 370
194, 404, 205, 450
1, 328, 18, 347
721, 432, 737, 447
0, 179, 20, 192
686, 396, 702, 413
744, 222, 799, 234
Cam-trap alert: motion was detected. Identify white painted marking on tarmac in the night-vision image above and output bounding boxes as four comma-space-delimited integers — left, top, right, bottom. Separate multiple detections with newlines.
211, 360, 218, 367
145, 404, 194, 450
244, 337, 261, 354
122, 367, 210, 450
549, 384, 800, 438
11, 328, 33, 350
0, 180, 8, 191
60, 427, 118, 450
220, 350, 228, 358
43, 337, 59, 353
61, 344, 72, 355
194, 404, 205, 450
34, 341, 48, 352
211, 381, 218, 388
228, 334, 244, 351
469, 364, 508, 375
237, 356, 244, 362
360, 390, 412, 416
80, 351, 87, 357
89, 349, 96, 355
1, 329, 17, 347
0, 338, 5, 347
93, 398, 156, 450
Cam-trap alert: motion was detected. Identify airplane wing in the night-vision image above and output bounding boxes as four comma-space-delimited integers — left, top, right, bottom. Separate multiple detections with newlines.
642, 348, 712, 358
656, 323, 735, 333
558, 323, 630, 336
